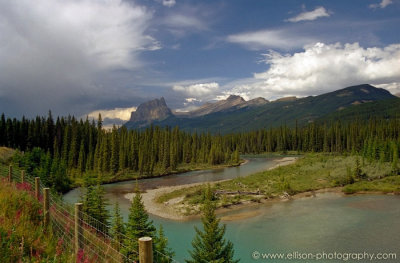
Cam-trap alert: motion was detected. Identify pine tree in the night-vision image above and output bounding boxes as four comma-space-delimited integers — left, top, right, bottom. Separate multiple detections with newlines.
111, 202, 125, 250
82, 183, 110, 230
392, 142, 399, 175
111, 125, 119, 174
154, 225, 175, 263
122, 185, 156, 261
77, 140, 85, 174
232, 148, 240, 164
186, 185, 238, 263
353, 157, 365, 179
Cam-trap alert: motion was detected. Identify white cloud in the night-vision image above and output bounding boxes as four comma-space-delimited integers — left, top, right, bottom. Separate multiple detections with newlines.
174, 98, 202, 112
227, 29, 317, 50
86, 107, 137, 122
0, 0, 157, 116
376, 82, 400, 95
286, 7, 331, 23
164, 14, 206, 31
224, 42, 400, 100
162, 0, 176, 8
173, 82, 220, 97
369, 0, 393, 9
185, 98, 201, 103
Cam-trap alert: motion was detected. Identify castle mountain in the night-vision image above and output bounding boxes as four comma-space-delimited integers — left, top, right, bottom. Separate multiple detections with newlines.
125, 84, 398, 133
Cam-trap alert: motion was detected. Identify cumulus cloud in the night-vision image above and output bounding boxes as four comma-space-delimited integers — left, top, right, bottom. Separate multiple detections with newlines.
369, 0, 393, 9
162, 0, 176, 8
86, 106, 137, 122
227, 29, 317, 50
173, 82, 220, 97
286, 7, 331, 23
224, 42, 400, 100
174, 98, 203, 112
85, 106, 139, 129
0, 0, 157, 117
376, 82, 400, 95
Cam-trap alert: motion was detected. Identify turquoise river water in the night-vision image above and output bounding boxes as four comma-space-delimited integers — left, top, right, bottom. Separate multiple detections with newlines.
64, 158, 400, 262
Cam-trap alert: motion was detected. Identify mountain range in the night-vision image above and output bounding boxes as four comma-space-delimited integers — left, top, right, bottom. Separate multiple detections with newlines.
124, 84, 399, 133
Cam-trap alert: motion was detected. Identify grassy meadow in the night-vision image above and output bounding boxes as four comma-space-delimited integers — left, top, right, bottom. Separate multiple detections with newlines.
157, 153, 399, 215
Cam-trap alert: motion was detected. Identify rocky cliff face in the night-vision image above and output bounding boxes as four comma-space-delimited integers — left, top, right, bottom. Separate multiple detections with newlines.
129, 97, 172, 123
184, 95, 269, 117
188, 95, 246, 117
246, 97, 269, 106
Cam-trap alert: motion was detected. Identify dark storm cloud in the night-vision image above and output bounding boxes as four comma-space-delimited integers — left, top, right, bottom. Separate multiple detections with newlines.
0, 0, 159, 117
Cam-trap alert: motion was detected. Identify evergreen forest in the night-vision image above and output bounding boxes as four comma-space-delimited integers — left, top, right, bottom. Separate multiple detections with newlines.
1, 112, 400, 193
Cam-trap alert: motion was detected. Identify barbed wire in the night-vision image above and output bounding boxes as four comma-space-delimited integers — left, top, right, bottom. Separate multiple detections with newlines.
2, 164, 180, 263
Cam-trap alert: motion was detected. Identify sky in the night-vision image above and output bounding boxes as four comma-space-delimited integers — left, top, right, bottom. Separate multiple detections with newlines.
1, 0, 400, 125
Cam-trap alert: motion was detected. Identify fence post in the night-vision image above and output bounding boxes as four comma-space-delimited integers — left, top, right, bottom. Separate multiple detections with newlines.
139, 237, 153, 263
8, 165, 12, 182
75, 203, 83, 258
21, 170, 25, 183
43, 188, 50, 228
35, 177, 40, 200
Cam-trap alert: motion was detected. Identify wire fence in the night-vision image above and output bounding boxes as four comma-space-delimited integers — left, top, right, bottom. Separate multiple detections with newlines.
0, 164, 179, 263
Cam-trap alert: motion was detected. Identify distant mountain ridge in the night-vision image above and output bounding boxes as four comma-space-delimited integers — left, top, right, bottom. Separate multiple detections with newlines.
125, 84, 397, 133
175, 95, 269, 118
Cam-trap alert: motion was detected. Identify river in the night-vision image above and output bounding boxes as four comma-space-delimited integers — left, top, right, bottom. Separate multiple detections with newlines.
64, 157, 400, 262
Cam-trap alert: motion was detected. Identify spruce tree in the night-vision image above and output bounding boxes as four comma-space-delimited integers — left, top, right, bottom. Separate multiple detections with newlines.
111, 125, 119, 174
353, 157, 365, 179
392, 142, 399, 175
82, 183, 110, 230
232, 148, 240, 164
111, 202, 125, 250
77, 140, 85, 174
154, 225, 175, 263
122, 185, 156, 261
186, 185, 238, 263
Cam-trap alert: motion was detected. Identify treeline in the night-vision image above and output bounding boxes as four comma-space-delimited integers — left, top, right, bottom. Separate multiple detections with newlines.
1, 113, 400, 192
0, 112, 239, 170
0, 112, 240, 191
232, 119, 400, 161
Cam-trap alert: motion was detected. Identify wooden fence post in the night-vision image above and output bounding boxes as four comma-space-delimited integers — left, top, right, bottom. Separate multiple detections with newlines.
75, 203, 83, 258
8, 165, 12, 182
35, 177, 40, 200
139, 237, 153, 263
43, 188, 50, 228
21, 170, 25, 183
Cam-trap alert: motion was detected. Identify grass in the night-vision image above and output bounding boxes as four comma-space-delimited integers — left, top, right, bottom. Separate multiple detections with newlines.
343, 175, 400, 194
217, 154, 393, 195
157, 153, 397, 215
0, 147, 15, 163
155, 185, 204, 204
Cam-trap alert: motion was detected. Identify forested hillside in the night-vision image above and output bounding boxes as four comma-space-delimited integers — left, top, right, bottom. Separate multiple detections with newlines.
317, 97, 400, 123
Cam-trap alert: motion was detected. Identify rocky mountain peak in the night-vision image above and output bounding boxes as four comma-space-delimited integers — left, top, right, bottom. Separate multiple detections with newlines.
226, 95, 245, 102
129, 97, 172, 123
